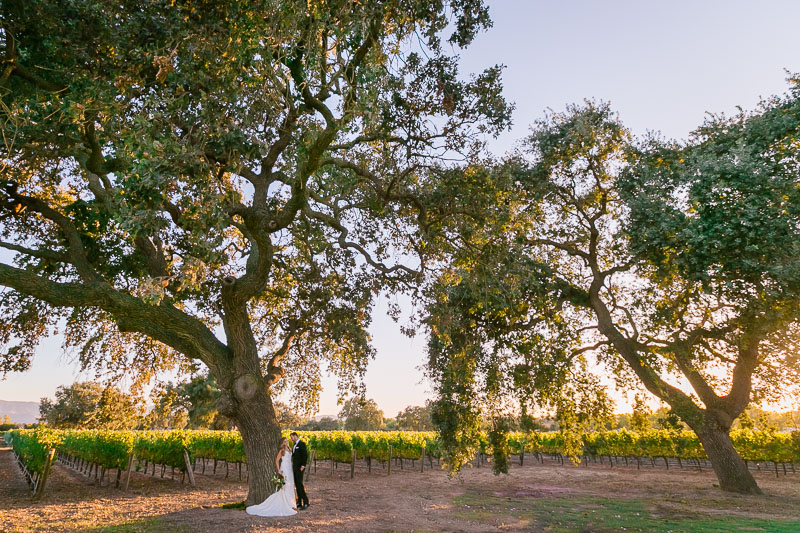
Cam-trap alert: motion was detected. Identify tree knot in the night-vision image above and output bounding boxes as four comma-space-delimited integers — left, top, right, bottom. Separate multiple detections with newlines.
234, 373, 262, 401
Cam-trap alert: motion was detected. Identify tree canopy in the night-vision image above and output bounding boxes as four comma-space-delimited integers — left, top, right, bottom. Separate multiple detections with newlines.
298, 415, 341, 431
145, 373, 235, 429
39, 381, 142, 429
338, 396, 384, 430
0, 414, 17, 431
0, 0, 510, 503
425, 86, 800, 493
394, 402, 434, 431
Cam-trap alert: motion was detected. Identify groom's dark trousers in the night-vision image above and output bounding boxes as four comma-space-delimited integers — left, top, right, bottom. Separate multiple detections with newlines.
292, 440, 309, 507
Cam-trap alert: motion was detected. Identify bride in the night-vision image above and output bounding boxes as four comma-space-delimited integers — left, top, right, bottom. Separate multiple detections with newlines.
246, 437, 297, 517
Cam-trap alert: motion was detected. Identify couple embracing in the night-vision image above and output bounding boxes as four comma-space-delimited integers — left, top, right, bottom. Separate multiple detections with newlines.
246, 432, 310, 517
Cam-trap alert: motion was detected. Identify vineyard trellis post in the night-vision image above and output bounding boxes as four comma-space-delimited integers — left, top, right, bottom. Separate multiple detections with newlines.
183, 450, 196, 487
123, 453, 134, 491
33, 448, 55, 500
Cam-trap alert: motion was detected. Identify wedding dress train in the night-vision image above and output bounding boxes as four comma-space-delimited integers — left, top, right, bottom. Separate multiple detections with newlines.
245, 450, 297, 517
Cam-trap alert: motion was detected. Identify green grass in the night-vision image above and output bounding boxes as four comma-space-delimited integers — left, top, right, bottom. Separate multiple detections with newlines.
220, 500, 246, 509
453, 491, 800, 532
88, 518, 192, 533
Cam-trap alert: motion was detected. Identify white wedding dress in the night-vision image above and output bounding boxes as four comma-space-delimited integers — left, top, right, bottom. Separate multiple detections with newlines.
246, 450, 297, 517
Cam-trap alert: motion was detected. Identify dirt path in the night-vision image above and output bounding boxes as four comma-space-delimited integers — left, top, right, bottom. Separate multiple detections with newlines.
0, 437, 30, 500
1, 452, 799, 532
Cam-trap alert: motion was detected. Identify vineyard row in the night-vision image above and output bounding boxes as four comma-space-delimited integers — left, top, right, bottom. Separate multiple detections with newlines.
5, 428, 799, 486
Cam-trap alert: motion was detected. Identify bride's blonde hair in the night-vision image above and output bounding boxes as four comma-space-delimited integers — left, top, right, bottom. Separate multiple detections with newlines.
280, 437, 289, 450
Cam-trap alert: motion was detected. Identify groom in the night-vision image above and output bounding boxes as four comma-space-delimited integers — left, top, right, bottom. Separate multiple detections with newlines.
290, 432, 309, 510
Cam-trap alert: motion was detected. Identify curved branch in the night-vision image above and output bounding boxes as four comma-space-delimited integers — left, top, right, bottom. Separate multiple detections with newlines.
572, 340, 611, 356
526, 237, 591, 262
722, 333, 763, 416
588, 280, 699, 415
0, 262, 230, 373
320, 157, 428, 223
1, 182, 98, 280
669, 346, 720, 409
0, 241, 67, 263
264, 320, 301, 388
302, 204, 421, 279
7, 61, 65, 93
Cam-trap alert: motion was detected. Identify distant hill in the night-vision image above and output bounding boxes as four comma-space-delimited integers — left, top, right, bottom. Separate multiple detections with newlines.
0, 400, 40, 424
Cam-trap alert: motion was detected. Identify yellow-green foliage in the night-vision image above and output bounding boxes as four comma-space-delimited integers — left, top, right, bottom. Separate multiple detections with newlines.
190, 430, 244, 463
292, 430, 439, 463
61, 429, 134, 470
134, 430, 193, 469
6, 428, 799, 475
5, 428, 64, 473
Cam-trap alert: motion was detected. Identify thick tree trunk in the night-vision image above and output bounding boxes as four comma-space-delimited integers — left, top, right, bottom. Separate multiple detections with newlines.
696, 424, 761, 495
217, 280, 286, 505
590, 283, 764, 495
233, 383, 282, 505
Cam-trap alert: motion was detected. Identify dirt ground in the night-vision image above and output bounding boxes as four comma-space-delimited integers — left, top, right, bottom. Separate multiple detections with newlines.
2, 441, 800, 533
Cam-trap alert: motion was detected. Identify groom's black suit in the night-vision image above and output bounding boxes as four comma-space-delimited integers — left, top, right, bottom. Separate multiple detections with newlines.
291, 439, 309, 507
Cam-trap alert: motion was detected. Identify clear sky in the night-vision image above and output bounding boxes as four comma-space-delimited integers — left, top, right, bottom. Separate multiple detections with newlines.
2, 0, 800, 416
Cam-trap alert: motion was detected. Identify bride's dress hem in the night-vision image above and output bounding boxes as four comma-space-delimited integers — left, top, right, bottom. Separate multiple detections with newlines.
245, 451, 297, 517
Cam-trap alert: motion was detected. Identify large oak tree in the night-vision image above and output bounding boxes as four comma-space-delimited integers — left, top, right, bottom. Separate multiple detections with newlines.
0, 0, 510, 502
427, 91, 800, 493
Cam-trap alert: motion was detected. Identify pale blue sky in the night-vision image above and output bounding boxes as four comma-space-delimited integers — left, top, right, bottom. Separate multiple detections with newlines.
2, 1, 800, 416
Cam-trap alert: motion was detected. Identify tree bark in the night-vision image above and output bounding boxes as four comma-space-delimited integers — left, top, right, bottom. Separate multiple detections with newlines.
215, 274, 286, 504
229, 382, 282, 505
696, 424, 761, 495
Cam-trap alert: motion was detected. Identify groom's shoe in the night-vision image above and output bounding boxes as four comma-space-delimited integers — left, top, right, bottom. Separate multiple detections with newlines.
300, 504, 309, 510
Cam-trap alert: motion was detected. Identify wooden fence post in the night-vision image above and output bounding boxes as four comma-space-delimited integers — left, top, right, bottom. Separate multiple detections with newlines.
387, 445, 392, 476
350, 450, 356, 479
123, 453, 135, 491
34, 449, 56, 500
183, 450, 196, 487
420, 445, 425, 473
